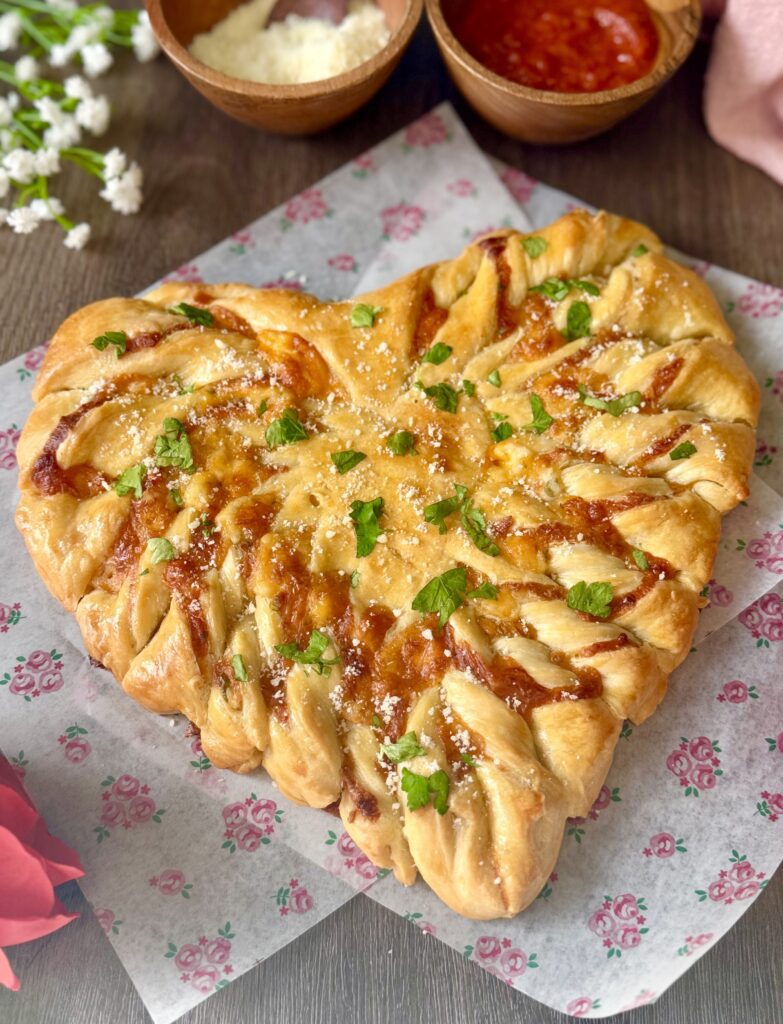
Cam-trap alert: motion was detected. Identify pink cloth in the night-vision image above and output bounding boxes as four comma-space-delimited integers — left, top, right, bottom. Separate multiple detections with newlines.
704, 0, 783, 185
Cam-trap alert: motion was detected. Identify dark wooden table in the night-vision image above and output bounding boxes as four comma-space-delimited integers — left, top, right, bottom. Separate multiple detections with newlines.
1, 18, 781, 1024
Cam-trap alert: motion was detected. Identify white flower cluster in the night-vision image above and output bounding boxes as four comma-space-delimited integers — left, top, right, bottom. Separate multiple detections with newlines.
99, 147, 143, 216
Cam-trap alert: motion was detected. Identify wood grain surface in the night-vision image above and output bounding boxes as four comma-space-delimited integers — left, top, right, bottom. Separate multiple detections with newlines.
0, 16, 781, 1024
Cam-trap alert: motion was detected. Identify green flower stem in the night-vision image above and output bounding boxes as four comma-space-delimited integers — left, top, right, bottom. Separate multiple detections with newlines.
16, 10, 53, 50
10, 116, 40, 148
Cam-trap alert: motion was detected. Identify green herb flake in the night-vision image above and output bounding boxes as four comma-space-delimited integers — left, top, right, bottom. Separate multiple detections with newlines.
422, 342, 453, 366
154, 417, 195, 473
274, 629, 339, 676
578, 385, 642, 417
570, 279, 600, 297
231, 654, 248, 682
168, 302, 214, 327
382, 731, 426, 764
467, 581, 498, 600
331, 450, 367, 474
257, 399, 268, 416
529, 277, 570, 302
401, 767, 450, 815
200, 515, 216, 537
424, 484, 467, 535
387, 430, 416, 456
371, 713, 381, 728
566, 580, 614, 619
670, 441, 697, 461
632, 244, 650, 257
415, 380, 460, 413
565, 301, 592, 341
412, 567, 468, 628
349, 497, 385, 557
169, 487, 184, 507
522, 236, 548, 259
350, 570, 360, 589
491, 420, 514, 443
114, 463, 147, 499
265, 407, 308, 448
460, 751, 476, 767
91, 331, 127, 358
172, 373, 195, 394
462, 379, 476, 397
350, 303, 383, 328
522, 393, 554, 434
461, 503, 500, 557
632, 549, 650, 571
139, 568, 149, 577
487, 369, 502, 388
147, 537, 176, 564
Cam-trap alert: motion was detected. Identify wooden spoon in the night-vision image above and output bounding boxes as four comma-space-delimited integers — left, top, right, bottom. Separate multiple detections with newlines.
267, 0, 349, 25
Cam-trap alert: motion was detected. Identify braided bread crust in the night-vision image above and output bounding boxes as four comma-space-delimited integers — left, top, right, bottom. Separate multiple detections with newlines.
16, 211, 758, 918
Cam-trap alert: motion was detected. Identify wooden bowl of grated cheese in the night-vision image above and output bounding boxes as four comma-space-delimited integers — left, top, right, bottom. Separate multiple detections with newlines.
146, 0, 423, 134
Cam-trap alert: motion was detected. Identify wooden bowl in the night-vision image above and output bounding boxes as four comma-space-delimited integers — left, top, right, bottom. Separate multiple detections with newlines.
426, 0, 701, 144
145, 0, 423, 134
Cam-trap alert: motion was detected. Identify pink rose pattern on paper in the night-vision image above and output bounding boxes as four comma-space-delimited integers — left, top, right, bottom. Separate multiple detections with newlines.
756, 790, 783, 822
94, 774, 165, 841
643, 832, 687, 858
351, 152, 376, 178
0, 424, 19, 469
447, 178, 476, 197
57, 723, 91, 763
228, 230, 255, 256
567, 785, 621, 842
164, 922, 235, 993
281, 188, 332, 228
566, 997, 601, 1017
404, 911, 437, 937
463, 935, 538, 984
0, 601, 22, 633
743, 529, 783, 574
95, 908, 122, 935
258, 275, 305, 291
736, 281, 783, 319
666, 736, 723, 796
324, 829, 386, 883
328, 253, 358, 272
755, 439, 777, 468
536, 872, 558, 901
149, 869, 194, 899
162, 263, 203, 283
716, 679, 759, 704
403, 111, 449, 149
620, 990, 657, 1011
221, 793, 284, 853
275, 879, 314, 916
677, 933, 713, 957
9, 750, 27, 778
16, 339, 49, 381
381, 202, 424, 242
1, 648, 64, 701
738, 592, 783, 647
499, 166, 537, 205
695, 850, 769, 905
588, 894, 649, 958
766, 732, 783, 754
703, 577, 733, 607
187, 734, 212, 774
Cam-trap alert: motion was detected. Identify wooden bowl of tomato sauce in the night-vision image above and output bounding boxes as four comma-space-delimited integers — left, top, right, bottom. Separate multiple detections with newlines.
426, 0, 701, 144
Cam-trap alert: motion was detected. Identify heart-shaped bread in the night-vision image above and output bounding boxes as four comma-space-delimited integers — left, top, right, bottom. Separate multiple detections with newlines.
16, 211, 759, 918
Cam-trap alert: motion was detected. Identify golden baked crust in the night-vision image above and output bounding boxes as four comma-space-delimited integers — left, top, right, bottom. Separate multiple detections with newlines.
16, 211, 759, 919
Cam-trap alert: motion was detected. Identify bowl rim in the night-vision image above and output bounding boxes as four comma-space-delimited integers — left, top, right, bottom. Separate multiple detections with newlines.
145, 0, 424, 100
425, 0, 702, 108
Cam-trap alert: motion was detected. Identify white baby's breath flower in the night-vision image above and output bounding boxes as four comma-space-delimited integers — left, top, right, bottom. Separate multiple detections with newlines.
64, 76, 93, 101
3, 148, 37, 184
0, 11, 23, 52
64, 222, 91, 250
102, 147, 127, 180
14, 56, 40, 82
92, 6, 115, 29
81, 43, 113, 78
0, 170, 8, 200
75, 95, 111, 136
131, 12, 159, 63
0, 129, 12, 151
49, 43, 74, 67
100, 162, 143, 214
0, 97, 14, 128
7, 206, 41, 234
43, 118, 82, 149
30, 197, 63, 221
34, 147, 61, 177
34, 96, 67, 127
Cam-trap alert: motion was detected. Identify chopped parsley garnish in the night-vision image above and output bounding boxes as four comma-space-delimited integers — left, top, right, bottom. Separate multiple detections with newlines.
566, 581, 613, 619
462, 379, 476, 397
401, 767, 449, 815
274, 629, 339, 676
522, 236, 548, 259
231, 654, 248, 682
422, 342, 452, 365
578, 385, 642, 417
114, 463, 146, 499
147, 537, 176, 564
387, 430, 416, 456
350, 303, 382, 328
382, 731, 425, 764
460, 751, 476, 767
349, 497, 385, 557
169, 487, 184, 507
491, 420, 514, 443
632, 549, 650, 570
331, 449, 366, 474
565, 301, 592, 341
350, 570, 360, 588
632, 244, 650, 257
172, 374, 194, 394
670, 441, 697, 461
154, 417, 195, 473
487, 369, 502, 388
371, 713, 381, 728
530, 278, 600, 302
571, 279, 600, 296
424, 484, 467, 535
467, 581, 498, 600
91, 331, 127, 358
415, 380, 460, 413
522, 393, 554, 434
423, 485, 499, 556
168, 302, 214, 327
265, 407, 308, 448
257, 399, 268, 416
200, 515, 216, 536
412, 567, 468, 627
